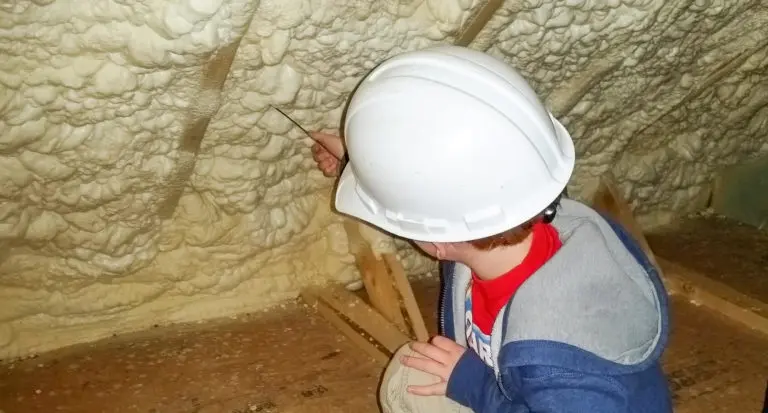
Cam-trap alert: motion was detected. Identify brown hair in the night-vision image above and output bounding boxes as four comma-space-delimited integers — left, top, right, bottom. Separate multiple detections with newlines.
468, 193, 564, 251
468, 216, 540, 251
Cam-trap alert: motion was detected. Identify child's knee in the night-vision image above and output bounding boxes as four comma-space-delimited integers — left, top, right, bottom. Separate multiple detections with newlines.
378, 344, 471, 413
379, 344, 414, 412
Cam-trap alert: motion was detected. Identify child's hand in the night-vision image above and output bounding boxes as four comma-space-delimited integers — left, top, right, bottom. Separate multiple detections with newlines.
309, 131, 346, 177
401, 336, 466, 396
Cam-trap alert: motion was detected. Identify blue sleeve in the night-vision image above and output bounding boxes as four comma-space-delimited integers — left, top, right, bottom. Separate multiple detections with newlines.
446, 350, 519, 411
446, 352, 627, 413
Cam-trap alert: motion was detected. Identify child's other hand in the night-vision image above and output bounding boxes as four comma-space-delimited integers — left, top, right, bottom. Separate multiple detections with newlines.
401, 336, 466, 396
309, 131, 345, 177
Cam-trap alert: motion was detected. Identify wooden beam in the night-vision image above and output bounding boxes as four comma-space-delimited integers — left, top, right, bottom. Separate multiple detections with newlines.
454, 0, 504, 47
382, 253, 430, 342
305, 284, 411, 354
590, 172, 659, 267
343, 221, 409, 332
302, 291, 391, 365
305, 217, 431, 366
158, 24, 252, 219
657, 258, 768, 337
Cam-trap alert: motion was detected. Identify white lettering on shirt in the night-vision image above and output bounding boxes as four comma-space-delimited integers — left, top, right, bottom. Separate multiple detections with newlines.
464, 284, 495, 368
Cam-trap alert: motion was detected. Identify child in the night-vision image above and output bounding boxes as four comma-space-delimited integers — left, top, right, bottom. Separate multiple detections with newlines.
309, 45, 673, 413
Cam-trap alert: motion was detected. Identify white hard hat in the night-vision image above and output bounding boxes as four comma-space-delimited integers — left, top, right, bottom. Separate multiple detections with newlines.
334, 45, 575, 243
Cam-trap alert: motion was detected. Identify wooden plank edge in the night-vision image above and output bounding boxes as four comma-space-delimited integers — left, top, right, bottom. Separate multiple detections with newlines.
359, 248, 409, 332
305, 284, 411, 353
382, 254, 430, 342
591, 173, 659, 268
301, 291, 391, 365
454, 0, 505, 47
657, 257, 768, 338
343, 220, 410, 332
343, 220, 367, 256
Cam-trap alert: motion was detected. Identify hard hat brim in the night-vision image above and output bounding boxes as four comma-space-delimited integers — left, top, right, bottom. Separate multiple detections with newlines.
334, 165, 383, 231
334, 163, 574, 244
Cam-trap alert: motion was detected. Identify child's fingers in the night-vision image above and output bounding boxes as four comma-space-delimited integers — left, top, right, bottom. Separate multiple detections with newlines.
312, 144, 328, 157
313, 151, 328, 163
431, 336, 464, 353
319, 156, 337, 167
314, 152, 338, 170
320, 162, 339, 177
319, 162, 337, 175
313, 145, 340, 165
401, 355, 445, 379
311, 144, 332, 164
309, 131, 345, 159
410, 341, 450, 363
309, 131, 338, 140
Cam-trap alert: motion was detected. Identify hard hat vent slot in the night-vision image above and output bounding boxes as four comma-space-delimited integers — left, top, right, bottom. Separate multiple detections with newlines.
384, 211, 449, 236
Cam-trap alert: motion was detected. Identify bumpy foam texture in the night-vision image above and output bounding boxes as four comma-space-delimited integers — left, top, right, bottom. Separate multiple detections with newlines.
0, 0, 481, 358
472, 0, 768, 228
1, 0, 767, 358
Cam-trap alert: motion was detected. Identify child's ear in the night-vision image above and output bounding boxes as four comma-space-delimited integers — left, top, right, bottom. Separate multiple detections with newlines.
433, 243, 447, 260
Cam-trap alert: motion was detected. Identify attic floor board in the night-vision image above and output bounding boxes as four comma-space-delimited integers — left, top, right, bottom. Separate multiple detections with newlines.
647, 212, 768, 301
1, 278, 766, 413
0, 302, 382, 413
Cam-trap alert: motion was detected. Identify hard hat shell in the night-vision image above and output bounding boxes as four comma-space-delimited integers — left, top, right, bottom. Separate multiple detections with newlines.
334, 45, 575, 243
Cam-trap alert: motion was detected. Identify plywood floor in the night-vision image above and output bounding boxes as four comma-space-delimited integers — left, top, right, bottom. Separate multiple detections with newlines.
1, 276, 767, 413
0, 304, 383, 413
647, 212, 768, 301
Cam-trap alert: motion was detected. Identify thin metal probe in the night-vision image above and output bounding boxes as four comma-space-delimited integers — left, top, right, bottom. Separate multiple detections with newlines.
269, 105, 312, 137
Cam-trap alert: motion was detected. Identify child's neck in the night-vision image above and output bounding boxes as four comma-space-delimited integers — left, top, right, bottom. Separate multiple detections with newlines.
463, 233, 534, 281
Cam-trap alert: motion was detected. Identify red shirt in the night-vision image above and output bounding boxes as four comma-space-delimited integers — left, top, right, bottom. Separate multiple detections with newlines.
470, 222, 562, 335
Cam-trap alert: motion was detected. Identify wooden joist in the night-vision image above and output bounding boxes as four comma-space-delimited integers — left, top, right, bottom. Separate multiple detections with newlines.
344, 221, 408, 333
303, 221, 431, 364
301, 284, 411, 364
454, 0, 504, 47
658, 258, 768, 337
158, 35, 249, 219
382, 253, 430, 343
590, 172, 659, 268
305, 292, 391, 365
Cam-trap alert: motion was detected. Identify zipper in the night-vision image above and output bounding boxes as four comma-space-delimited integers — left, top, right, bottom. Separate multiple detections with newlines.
438, 261, 449, 336
442, 262, 512, 396
490, 299, 514, 398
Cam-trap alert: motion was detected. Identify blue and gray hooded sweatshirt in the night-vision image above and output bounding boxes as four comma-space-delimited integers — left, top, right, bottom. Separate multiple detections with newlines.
442, 199, 673, 412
